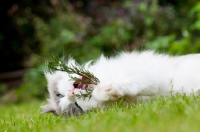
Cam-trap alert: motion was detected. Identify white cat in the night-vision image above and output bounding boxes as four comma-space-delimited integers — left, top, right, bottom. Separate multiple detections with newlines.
41, 50, 200, 117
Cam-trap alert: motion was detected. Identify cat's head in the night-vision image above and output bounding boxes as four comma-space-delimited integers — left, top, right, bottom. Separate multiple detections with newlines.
41, 57, 123, 117
41, 58, 100, 117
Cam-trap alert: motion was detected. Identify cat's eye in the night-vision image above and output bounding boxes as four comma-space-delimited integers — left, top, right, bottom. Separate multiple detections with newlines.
56, 94, 64, 98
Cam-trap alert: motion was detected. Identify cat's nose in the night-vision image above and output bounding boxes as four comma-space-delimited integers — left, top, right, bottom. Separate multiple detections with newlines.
69, 89, 74, 95
70, 89, 74, 95
66, 89, 75, 99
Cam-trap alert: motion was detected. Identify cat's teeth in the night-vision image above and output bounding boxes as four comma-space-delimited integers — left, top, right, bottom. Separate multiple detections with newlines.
81, 84, 88, 90
77, 83, 83, 88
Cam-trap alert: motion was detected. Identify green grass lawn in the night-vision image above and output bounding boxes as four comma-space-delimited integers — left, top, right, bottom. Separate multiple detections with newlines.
1, 94, 200, 132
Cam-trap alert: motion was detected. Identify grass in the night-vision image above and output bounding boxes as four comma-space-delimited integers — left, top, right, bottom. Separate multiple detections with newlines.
1, 94, 200, 132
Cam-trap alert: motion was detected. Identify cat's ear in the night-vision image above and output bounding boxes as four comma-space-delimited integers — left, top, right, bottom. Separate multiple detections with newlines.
41, 104, 57, 115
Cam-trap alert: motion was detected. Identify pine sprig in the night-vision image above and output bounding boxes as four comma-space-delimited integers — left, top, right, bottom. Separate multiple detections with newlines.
75, 88, 93, 100
69, 75, 92, 85
45, 55, 100, 100
45, 55, 100, 85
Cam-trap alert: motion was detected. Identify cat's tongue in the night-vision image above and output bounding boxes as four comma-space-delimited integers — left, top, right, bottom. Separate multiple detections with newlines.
74, 83, 88, 90
73, 76, 89, 90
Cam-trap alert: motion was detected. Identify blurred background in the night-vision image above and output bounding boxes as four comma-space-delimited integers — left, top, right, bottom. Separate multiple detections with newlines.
0, 0, 200, 105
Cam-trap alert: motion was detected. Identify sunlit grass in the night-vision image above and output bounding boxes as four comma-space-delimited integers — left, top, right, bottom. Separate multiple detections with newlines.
1, 94, 200, 132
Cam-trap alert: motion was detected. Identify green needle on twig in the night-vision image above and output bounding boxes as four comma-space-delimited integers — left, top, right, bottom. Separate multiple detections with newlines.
44, 55, 100, 100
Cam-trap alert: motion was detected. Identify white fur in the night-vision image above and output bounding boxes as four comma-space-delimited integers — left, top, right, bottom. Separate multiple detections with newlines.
44, 50, 200, 113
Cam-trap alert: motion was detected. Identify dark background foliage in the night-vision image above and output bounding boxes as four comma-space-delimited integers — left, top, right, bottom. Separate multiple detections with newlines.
0, 0, 200, 104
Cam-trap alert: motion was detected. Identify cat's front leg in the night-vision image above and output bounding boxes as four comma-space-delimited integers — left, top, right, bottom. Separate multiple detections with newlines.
92, 81, 125, 102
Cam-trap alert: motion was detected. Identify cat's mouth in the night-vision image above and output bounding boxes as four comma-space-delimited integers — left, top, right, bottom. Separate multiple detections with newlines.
73, 83, 88, 90
72, 76, 93, 101
73, 76, 90, 90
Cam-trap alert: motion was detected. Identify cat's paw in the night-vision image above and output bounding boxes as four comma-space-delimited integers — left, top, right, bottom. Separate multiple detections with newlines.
92, 82, 124, 101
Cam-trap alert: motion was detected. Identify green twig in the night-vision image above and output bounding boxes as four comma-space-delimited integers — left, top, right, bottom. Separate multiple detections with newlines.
45, 55, 100, 85
45, 55, 100, 100
75, 88, 93, 100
